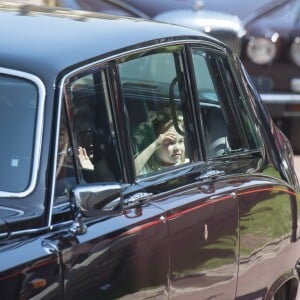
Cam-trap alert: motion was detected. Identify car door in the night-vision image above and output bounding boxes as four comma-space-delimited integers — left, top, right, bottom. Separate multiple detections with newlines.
50, 65, 170, 300
214, 48, 300, 299
164, 47, 244, 299
116, 45, 239, 299
180, 46, 261, 299
56, 195, 169, 300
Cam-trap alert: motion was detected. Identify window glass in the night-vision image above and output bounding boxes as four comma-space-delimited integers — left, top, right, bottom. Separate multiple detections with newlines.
0, 75, 38, 192
117, 49, 190, 176
191, 49, 258, 158
62, 68, 121, 184
217, 57, 260, 149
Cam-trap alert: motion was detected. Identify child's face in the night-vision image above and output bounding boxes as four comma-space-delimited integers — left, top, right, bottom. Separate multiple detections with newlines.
157, 126, 185, 165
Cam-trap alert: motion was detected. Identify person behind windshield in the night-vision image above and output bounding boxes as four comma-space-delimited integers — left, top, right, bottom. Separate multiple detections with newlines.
134, 110, 186, 175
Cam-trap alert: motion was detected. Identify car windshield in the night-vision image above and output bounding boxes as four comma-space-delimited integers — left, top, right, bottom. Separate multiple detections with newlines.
202, 0, 291, 20
0, 75, 38, 193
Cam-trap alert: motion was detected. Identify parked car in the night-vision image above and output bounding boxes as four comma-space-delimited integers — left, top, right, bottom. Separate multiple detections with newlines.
1, 2, 300, 300
53, 0, 245, 56
197, 0, 300, 153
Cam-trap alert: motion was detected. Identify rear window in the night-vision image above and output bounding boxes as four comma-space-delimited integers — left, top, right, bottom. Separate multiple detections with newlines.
0, 75, 38, 193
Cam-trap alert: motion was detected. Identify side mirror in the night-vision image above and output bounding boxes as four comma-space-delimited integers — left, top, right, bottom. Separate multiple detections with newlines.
72, 183, 123, 218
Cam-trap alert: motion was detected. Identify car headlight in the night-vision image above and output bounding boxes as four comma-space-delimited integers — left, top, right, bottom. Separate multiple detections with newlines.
246, 36, 277, 65
290, 37, 300, 66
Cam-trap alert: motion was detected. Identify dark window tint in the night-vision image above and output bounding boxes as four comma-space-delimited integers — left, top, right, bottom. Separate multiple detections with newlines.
117, 48, 191, 176
216, 57, 260, 149
191, 49, 258, 158
63, 68, 122, 183
0, 75, 38, 192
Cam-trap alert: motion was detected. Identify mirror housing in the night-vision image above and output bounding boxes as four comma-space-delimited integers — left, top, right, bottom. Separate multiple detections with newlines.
72, 183, 123, 218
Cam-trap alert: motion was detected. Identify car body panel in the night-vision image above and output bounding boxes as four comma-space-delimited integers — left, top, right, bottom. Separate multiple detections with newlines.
61, 203, 169, 299
0, 234, 62, 299
157, 175, 239, 299
236, 180, 298, 299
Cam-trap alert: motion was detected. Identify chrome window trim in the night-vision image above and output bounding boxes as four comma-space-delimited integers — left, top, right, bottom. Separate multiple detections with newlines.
8, 226, 51, 238
0, 67, 46, 198
57, 39, 227, 91
49, 91, 64, 226
49, 39, 227, 226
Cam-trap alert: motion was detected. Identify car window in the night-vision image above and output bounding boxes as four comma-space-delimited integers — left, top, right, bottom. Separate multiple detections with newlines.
191, 49, 259, 158
217, 55, 260, 150
59, 67, 122, 186
0, 75, 38, 192
55, 104, 77, 202
117, 47, 191, 177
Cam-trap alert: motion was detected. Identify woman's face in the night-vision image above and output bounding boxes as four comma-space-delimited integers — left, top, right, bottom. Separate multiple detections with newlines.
157, 125, 185, 165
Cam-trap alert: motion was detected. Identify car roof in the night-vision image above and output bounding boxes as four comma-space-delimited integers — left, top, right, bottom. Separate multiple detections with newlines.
0, 2, 218, 82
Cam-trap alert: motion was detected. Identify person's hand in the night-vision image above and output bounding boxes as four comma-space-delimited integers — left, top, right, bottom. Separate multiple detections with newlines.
78, 146, 94, 170
155, 132, 177, 149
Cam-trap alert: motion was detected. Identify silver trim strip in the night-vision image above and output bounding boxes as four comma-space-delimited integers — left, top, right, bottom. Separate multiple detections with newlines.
0, 67, 46, 198
5, 221, 73, 239
48, 86, 63, 227
9, 226, 49, 237
0, 233, 8, 239
57, 39, 227, 90
261, 93, 300, 103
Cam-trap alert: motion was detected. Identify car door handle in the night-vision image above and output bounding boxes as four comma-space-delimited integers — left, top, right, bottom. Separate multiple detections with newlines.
196, 170, 225, 181
124, 192, 153, 208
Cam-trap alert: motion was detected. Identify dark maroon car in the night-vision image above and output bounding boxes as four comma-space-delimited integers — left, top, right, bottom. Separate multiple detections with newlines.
0, 2, 300, 300
199, 0, 300, 153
